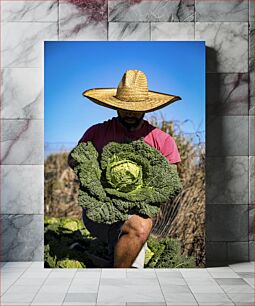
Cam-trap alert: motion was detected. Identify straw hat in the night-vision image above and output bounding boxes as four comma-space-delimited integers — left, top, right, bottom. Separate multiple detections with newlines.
82, 69, 181, 112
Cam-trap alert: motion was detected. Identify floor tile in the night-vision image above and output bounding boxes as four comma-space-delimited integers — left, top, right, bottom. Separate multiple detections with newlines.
64, 292, 97, 303
101, 268, 126, 278
31, 291, 66, 304
215, 278, 249, 285
160, 284, 192, 294
229, 262, 254, 272
193, 292, 234, 305
227, 292, 254, 305
207, 267, 241, 278
163, 292, 198, 305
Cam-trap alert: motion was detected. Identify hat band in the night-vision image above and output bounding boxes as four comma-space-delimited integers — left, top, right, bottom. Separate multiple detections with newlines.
116, 87, 149, 102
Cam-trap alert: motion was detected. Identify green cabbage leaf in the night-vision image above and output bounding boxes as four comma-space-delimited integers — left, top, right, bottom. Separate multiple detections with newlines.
71, 139, 182, 224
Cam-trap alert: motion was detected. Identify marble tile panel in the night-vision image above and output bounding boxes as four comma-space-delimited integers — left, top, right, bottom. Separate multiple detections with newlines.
195, 0, 248, 22
206, 116, 248, 156
227, 242, 249, 262
249, 156, 254, 205
249, 203, 254, 241
206, 73, 249, 116
1, 0, 58, 22
207, 267, 240, 279
206, 156, 248, 204
195, 22, 248, 73
108, 22, 150, 40
249, 241, 254, 260
162, 292, 198, 305
151, 22, 194, 40
1, 165, 43, 214
249, 69, 254, 115
249, 25, 254, 114
97, 279, 164, 303
206, 242, 228, 266
108, 0, 195, 22
249, 115, 254, 155
229, 261, 254, 272
2, 22, 58, 68
226, 292, 254, 305
59, 1, 107, 40
1, 119, 43, 165
31, 291, 66, 305
206, 204, 248, 241
64, 293, 97, 303
192, 292, 234, 305
0, 214, 43, 261
250, 0, 254, 21
1, 68, 43, 119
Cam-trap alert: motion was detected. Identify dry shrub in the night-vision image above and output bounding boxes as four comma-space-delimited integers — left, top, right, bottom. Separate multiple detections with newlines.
44, 152, 82, 218
149, 115, 205, 267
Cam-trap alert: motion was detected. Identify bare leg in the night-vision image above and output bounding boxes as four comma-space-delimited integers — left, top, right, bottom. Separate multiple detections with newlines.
113, 215, 152, 268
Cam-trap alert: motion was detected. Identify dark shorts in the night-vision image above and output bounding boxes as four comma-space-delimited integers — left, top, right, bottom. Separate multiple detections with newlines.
82, 208, 124, 260
82, 208, 147, 268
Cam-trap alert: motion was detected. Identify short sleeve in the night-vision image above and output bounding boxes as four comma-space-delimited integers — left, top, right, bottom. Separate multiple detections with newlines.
78, 125, 96, 144
162, 135, 181, 164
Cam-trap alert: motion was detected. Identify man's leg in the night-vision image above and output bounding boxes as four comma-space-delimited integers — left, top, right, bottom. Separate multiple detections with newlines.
113, 215, 152, 268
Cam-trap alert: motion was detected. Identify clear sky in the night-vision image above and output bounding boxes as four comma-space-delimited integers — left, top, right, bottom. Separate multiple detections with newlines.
44, 41, 205, 150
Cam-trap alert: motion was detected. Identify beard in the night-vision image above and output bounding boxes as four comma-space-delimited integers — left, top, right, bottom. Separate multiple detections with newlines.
117, 111, 144, 131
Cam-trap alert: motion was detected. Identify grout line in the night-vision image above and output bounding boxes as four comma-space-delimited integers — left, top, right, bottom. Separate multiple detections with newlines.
154, 268, 167, 306
61, 268, 78, 304
1, 262, 33, 296
95, 268, 102, 305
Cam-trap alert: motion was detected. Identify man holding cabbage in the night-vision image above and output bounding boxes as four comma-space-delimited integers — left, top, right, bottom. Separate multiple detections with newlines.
68, 69, 182, 268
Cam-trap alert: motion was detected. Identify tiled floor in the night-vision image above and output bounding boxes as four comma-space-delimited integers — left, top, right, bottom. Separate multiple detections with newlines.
0, 261, 254, 305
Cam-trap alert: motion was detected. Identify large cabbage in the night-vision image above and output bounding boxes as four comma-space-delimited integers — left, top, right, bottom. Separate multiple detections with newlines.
71, 139, 182, 224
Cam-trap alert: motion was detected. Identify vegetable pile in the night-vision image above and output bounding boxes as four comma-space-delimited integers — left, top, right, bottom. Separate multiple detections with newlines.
71, 139, 182, 224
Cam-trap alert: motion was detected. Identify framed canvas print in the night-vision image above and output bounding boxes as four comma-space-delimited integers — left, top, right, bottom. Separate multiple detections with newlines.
44, 41, 205, 268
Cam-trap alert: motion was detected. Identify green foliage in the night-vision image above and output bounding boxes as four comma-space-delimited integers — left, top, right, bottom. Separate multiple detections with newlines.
44, 217, 195, 269
146, 236, 196, 268
71, 139, 182, 224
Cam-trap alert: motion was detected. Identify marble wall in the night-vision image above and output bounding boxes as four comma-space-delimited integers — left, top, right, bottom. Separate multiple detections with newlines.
0, 0, 253, 265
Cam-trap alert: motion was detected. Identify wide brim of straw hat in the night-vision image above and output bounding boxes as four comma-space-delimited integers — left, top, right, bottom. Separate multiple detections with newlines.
83, 88, 181, 112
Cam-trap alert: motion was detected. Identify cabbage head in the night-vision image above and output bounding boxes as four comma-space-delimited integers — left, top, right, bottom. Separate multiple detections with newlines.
71, 139, 182, 224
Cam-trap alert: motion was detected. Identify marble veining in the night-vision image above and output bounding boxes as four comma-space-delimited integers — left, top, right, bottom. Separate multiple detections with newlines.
195, 22, 248, 73
206, 156, 249, 205
206, 115, 248, 156
108, 22, 150, 40
1, 119, 44, 165
108, 0, 194, 22
0, 214, 43, 261
1, 165, 43, 214
249, 204, 254, 241
249, 156, 254, 205
2, 22, 58, 68
196, 0, 248, 22
206, 204, 248, 241
59, 0, 107, 40
1, 68, 43, 119
151, 22, 194, 40
249, 116, 254, 155
1, 0, 58, 22
206, 73, 249, 116
249, 26, 254, 114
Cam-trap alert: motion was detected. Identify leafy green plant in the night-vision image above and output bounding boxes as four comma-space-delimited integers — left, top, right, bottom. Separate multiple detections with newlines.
71, 139, 182, 224
44, 217, 195, 269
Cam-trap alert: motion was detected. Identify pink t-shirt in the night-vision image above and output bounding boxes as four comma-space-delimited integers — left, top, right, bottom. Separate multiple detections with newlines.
78, 117, 181, 164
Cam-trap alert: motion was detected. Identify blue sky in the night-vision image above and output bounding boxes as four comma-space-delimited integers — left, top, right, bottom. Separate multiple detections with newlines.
44, 41, 205, 150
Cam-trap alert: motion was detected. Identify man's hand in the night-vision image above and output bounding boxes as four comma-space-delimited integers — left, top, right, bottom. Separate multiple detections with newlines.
67, 149, 78, 170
